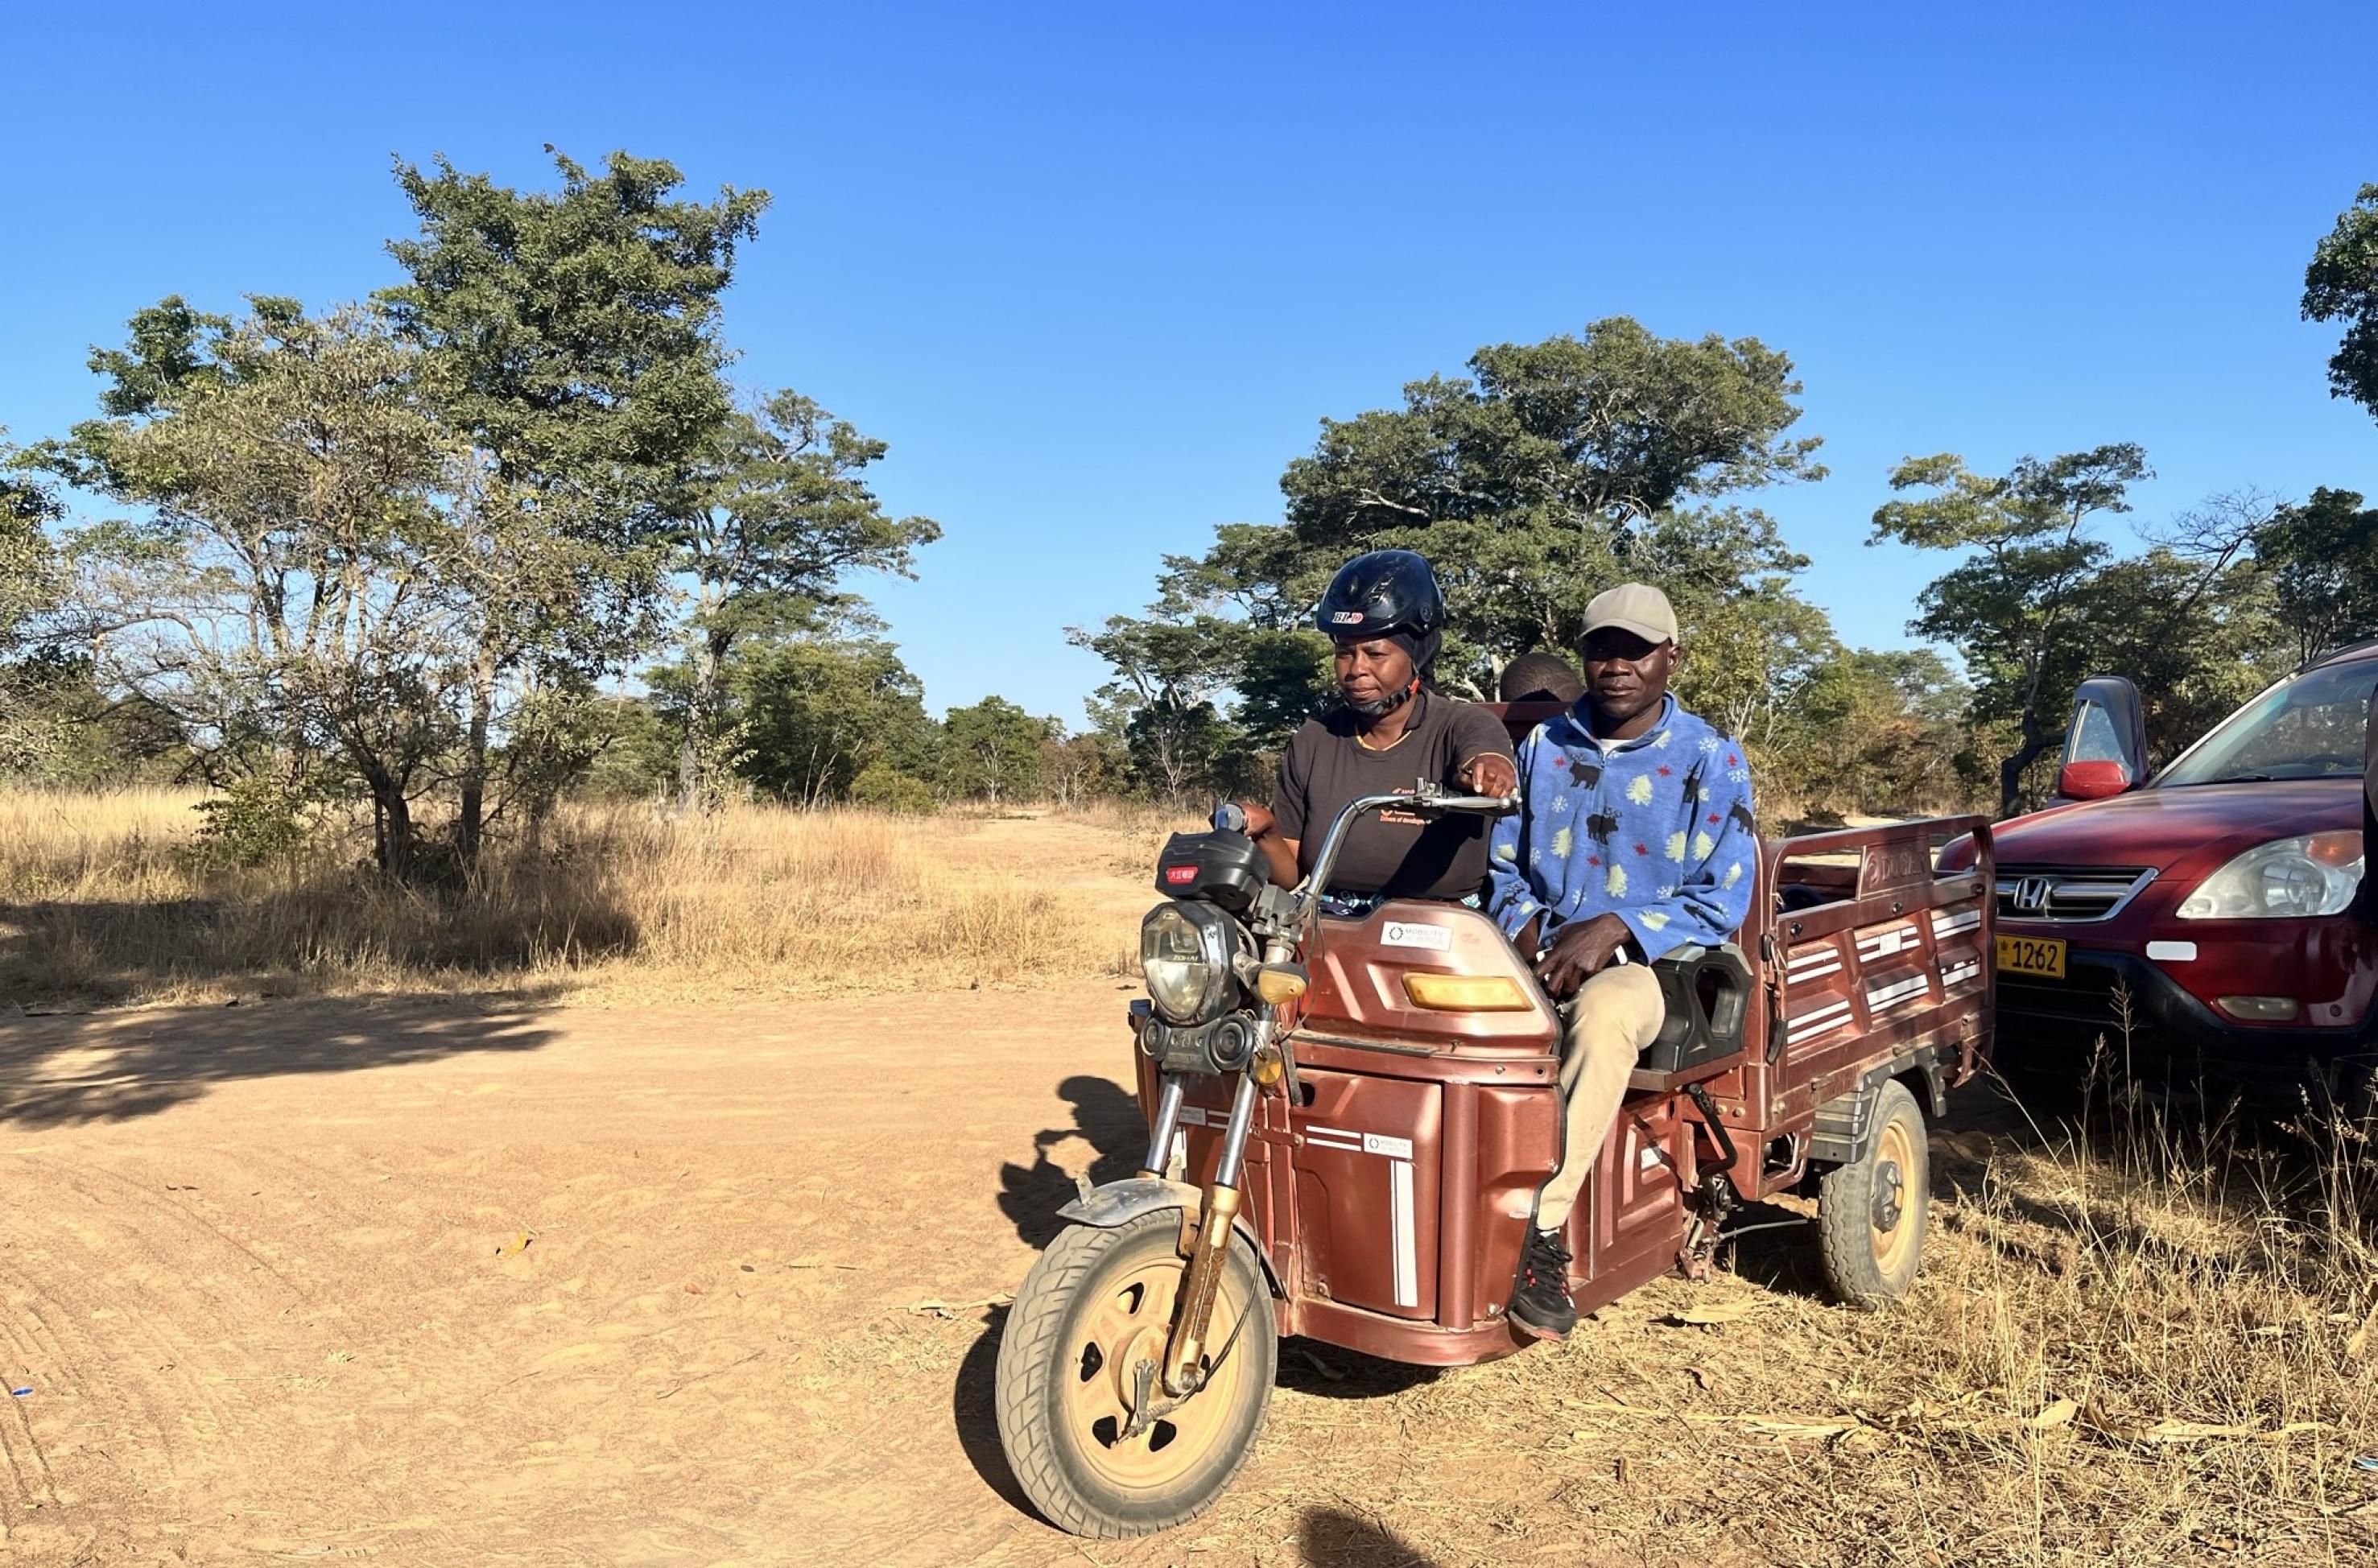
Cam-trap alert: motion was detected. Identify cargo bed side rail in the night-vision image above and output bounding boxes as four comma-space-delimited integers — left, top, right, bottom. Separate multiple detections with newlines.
1753, 816, 1996, 1157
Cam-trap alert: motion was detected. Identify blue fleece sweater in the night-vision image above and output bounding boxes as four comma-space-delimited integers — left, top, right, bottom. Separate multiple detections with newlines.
1487, 694, 1757, 960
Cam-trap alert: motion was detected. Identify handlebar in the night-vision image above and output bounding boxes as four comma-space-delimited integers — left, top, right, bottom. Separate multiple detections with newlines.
1294, 778, 1517, 926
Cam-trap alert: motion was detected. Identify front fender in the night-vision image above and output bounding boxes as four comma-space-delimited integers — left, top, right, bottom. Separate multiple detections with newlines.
1056, 1177, 1286, 1299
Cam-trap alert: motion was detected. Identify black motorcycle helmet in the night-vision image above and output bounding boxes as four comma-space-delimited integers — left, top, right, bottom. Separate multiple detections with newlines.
1315, 549, 1446, 717
1315, 548, 1445, 642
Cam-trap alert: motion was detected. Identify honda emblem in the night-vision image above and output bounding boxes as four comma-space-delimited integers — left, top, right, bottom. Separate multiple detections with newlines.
2009, 876, 2054, 914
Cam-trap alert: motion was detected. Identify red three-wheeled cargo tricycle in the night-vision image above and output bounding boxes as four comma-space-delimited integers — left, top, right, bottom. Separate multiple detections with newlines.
994, 704, 1996, 1537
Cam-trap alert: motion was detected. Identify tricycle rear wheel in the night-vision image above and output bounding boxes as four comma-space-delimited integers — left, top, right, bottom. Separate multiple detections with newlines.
1815, 1079, 1929, 1308
994, 1210, 1275, 1537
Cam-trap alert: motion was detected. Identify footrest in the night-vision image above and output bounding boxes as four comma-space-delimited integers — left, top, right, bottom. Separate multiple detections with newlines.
1626, 1051, 1745, 1096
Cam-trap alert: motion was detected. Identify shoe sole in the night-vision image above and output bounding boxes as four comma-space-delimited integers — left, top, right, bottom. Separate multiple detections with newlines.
1507, 1307, 1574, 1342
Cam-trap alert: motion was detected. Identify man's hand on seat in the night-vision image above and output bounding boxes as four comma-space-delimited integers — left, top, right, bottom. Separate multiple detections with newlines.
1534, 912, 1633, 999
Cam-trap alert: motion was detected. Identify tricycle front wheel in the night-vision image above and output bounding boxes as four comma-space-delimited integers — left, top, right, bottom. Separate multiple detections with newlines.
994, 1210, 1275, 1537
1815, 1079, 1930, 1308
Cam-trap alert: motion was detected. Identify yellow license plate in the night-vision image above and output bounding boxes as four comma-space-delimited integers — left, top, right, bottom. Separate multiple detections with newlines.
1996, 934, 2066, 979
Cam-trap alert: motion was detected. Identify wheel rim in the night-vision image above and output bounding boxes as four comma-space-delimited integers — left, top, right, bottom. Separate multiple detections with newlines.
1064, 1250, 1253, 1491
1869, 1119, 1919, 1275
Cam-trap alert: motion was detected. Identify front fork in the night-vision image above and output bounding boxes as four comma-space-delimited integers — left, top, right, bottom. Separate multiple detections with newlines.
1139, 1055, 1265, 1398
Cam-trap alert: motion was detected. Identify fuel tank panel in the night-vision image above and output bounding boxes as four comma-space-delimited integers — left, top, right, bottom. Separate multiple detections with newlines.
1298, 900, 1560, 1055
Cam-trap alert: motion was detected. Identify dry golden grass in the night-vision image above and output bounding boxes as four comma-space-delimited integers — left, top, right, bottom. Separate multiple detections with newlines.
0, 787, 1128, 1006
1270, 1082, 2378, 1566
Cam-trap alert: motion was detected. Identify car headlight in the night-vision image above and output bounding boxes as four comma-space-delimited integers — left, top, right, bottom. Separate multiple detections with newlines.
2175, 831, 2364, 920
1140, 902, 1243, 1025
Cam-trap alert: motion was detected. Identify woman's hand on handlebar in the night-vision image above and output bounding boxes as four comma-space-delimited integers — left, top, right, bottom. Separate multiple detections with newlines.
1459, 753, 1519, 798
1234, 802, 1300, 888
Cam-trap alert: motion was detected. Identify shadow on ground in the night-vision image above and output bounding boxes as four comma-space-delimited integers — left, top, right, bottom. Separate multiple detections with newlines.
0, 988, 566, 1128
996, 1072, 1146, 1247
951, 1305, 1036, 1521
1277, 1339, 1439, 1399
1298, 1506, 1445, 1566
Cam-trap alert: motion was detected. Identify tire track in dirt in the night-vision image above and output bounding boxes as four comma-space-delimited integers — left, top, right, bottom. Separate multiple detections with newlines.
0, 973, 1198, 1562
0, 1146, 329, 1538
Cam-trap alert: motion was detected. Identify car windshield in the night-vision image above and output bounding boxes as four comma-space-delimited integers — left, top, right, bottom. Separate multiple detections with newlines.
2157, 658, 2377, 787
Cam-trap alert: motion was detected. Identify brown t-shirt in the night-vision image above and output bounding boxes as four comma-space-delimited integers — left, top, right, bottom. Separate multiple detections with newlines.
1270, 691, 1517, 900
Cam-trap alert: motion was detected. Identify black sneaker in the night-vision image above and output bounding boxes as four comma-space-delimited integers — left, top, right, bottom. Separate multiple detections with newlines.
1509, 1226, 1577, 1339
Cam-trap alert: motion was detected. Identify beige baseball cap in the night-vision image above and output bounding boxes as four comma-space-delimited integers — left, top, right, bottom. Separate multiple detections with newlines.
1582, 582, 1678, 646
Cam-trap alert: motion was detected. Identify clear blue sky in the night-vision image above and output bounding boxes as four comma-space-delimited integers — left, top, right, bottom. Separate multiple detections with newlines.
5, 2, 2375, 723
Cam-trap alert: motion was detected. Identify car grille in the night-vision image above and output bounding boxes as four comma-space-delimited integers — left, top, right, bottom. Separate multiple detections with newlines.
1996, 967, 2129, 1030
1994, 864, 2156, 922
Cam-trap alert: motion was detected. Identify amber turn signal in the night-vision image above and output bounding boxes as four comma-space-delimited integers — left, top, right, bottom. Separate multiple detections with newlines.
1254, 963, 1310, 1004
1402, 972, 1534, 1012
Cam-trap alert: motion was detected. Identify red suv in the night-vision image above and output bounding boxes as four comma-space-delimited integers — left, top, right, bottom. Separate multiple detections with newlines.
1938, 642, 2376, 1100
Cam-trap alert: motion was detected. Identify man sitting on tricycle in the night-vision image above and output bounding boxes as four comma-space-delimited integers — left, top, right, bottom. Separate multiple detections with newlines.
1489, 582, 1758, 1339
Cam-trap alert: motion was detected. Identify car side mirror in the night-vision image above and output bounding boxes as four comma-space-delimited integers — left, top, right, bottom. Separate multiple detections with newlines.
2054, 759, 2131, 801
2058, 676, 2148, 798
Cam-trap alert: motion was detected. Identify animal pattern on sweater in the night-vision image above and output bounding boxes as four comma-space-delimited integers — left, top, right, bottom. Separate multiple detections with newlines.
1488, 694, 1758, 959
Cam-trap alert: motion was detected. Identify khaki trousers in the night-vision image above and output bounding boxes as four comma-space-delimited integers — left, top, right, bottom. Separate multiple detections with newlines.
1535, 963, 1666, 1230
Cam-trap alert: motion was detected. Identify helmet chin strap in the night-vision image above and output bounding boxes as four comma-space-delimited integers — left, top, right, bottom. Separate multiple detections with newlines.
1348, 678, 1421, 720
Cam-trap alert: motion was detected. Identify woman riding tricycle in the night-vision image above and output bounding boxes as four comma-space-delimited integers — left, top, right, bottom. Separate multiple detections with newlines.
993, 555, 1994, 1537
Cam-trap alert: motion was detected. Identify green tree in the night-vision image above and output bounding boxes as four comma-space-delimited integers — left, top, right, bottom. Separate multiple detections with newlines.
1038, 726, 1117, 810
1870, 444, 2151, 813
576, 694, 681, 801
2, 429, 61, 647
380, 149, 769, 856
2255, 488, 2378, 662
668, 390, 938, 808
1229, 628, 1332, 753
1789, 647, 1974, 815
940, 696, 1051, 804
1279, 318, 1824, 548
0, 437, 85, 778
731, 633, 931, 807
1148, 320, 1834, 726
2073, 547, 2285, 765
63, 303, 474, 872
2302, 183, 2378, 423
1067, 613, 1245, 806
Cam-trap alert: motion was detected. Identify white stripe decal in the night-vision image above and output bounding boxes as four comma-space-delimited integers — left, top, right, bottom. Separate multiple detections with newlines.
1865, 976, 1930, 1010
1790, 1013, 1853, 1042
1788, 946, 1840, 968
1932, 910, 1981, 935
1390, 1158, 1418, 1307
1787, 1001, 1853, 1039
1786, 961, 1842, 981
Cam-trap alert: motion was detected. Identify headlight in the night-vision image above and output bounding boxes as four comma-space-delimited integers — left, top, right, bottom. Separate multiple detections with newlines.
1140, 902, 1241, 1025
2175, 831, 2364, 920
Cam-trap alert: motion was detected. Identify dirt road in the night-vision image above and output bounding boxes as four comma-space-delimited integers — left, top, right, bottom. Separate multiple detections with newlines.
1, 973, 1834, 1568
8, 964, 2359, 1566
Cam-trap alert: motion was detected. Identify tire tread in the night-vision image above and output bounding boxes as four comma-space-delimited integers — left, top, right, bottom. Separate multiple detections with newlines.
993, 1213, 1271, 1538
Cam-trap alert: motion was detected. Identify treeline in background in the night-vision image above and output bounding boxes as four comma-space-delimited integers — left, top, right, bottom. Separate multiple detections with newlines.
7, 152, 2378, 885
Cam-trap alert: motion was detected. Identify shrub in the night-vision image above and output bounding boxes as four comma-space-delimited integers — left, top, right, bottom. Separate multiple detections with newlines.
848, 761, 935, 814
